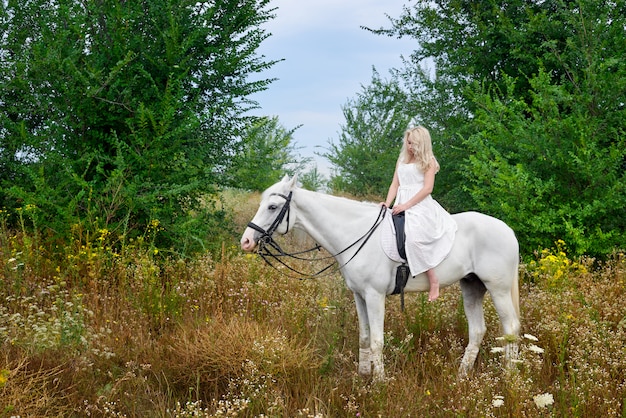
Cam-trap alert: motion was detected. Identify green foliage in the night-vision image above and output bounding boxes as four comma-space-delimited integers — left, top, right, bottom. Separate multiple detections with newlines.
299, 165, 327, 192
0, 0, 276, 254
344, 0, 626, 257
379, 0, 594, 108
228, 116, 309, 192
464, 38, 626, 256
325, 69, 411, 196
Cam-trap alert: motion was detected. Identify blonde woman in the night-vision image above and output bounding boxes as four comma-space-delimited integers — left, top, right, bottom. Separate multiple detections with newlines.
382, 126, 457, 301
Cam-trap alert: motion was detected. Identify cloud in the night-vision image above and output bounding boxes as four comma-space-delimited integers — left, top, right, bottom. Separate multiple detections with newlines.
264, 0, 403, 35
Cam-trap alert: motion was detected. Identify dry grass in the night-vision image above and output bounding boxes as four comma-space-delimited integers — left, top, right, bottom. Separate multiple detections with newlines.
0, 355, 69, 416
0, 194, 625, 417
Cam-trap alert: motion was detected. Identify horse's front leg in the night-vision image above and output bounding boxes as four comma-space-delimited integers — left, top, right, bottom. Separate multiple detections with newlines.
353, 292, 372, 376
364, 291, 386, 381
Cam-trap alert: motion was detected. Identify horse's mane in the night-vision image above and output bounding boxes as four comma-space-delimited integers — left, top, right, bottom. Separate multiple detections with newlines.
290, 188, 382, 247
262, 181, 380, 208
298, 188, 381, 209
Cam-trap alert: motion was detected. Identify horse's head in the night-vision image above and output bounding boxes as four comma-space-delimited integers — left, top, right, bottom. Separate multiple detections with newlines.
240, 175, 298, 252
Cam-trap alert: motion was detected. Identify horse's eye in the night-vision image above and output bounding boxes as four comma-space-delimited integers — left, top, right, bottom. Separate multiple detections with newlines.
268, 204, 278, 211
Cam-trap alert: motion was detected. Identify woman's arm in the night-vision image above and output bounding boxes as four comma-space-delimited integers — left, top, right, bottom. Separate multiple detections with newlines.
382, 163, 400, 208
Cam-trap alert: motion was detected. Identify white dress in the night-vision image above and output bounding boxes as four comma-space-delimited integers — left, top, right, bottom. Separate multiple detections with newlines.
396, 162, 457, 276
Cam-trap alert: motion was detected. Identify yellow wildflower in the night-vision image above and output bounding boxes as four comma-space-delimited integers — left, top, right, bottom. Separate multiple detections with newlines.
0, 369, 9, 387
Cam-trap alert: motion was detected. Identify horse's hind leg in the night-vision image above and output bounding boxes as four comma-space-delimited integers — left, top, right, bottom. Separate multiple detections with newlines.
489, 287, 521, 369
458, 274, 487, 377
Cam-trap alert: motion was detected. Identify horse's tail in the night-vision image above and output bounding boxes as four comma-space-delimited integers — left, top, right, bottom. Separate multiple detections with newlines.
511, 259, 520, 319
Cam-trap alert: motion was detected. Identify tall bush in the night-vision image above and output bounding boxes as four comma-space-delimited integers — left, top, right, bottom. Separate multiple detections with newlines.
460, 1, 626, 256
333, 0, 626, 256
0, 0, 276, 254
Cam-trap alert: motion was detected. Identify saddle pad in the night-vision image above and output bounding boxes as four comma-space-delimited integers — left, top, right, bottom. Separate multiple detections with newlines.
380, 210, 406, 263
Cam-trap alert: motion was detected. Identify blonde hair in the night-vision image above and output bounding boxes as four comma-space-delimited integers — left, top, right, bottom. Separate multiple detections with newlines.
399, 126, 440, 172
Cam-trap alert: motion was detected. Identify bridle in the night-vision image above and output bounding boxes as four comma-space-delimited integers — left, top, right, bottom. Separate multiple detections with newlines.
247, 191, 387, 279
247, 191, 294, 242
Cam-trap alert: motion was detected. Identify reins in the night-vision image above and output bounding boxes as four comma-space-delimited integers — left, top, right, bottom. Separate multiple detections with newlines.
247, 193, 387, 280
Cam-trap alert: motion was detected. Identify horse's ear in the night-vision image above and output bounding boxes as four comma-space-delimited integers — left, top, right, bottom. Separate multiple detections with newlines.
287, 173, 298, 189
281, 174, 290, 183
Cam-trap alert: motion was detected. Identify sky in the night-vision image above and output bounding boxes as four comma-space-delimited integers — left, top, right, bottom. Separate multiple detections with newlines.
249, 0, 416, 176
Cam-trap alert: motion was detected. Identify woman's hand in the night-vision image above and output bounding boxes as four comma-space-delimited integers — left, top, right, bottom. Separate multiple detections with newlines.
392, 203, 406, 215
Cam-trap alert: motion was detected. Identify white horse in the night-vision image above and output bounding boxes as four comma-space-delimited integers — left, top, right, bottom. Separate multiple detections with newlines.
240, 176, 521, 380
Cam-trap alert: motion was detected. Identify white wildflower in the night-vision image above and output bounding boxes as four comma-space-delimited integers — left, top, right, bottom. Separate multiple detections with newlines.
523, 333, 539, 341
492, 395, 505, 407
533, 392, 554, 408
528, 344, 544, 354
490, 347, 505, 353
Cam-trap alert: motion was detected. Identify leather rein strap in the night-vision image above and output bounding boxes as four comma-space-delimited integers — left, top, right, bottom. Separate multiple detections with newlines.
247, 192, 387, 279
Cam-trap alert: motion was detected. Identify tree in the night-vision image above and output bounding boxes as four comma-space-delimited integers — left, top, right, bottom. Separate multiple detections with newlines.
465, 66, 626, 257
325, 69, 412, 197
0, 0, 277, 253
228, 116, 308, 192
365, 0, 626, 257
299, 165, 327, 192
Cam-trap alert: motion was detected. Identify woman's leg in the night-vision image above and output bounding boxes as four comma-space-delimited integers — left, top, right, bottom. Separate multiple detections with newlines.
426, 269, 439, 301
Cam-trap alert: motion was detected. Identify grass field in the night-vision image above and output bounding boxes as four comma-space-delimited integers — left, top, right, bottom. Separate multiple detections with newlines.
0, 191, 624, 417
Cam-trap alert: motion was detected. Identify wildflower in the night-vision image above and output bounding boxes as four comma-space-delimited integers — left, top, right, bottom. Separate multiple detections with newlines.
492, 395, 504, 407
523, 333, 539, 341
490, 347, 505, 353
97, 228, 110, 242
528, 344, 544, 354
0, 369, 9, 387
533, 393, 554, 408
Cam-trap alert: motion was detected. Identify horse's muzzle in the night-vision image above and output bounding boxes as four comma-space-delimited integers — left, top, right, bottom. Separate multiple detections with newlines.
240, 227, 258, 252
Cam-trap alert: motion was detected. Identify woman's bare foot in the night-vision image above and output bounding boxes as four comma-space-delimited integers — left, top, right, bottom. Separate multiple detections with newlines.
428, 285, 439, 302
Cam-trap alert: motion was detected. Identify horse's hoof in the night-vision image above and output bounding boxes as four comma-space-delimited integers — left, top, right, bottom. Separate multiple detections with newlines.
358, 367, 372, 377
